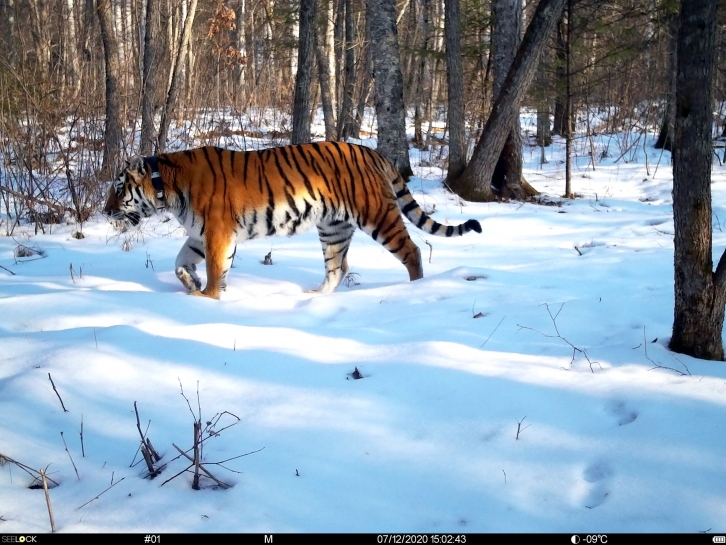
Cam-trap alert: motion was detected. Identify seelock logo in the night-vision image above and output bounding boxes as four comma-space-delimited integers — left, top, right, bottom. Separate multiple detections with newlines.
2, 537, 38, 543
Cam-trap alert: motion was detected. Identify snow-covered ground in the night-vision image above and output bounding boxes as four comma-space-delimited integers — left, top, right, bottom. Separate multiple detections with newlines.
1, 121, 726, 533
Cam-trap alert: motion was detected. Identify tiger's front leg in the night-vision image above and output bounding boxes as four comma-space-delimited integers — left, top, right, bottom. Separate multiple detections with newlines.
175, 238, 205, 292
192, 233, 236, 299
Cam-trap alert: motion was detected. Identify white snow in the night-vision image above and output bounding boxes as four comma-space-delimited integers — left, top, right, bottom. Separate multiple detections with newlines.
1, 122, 726, 533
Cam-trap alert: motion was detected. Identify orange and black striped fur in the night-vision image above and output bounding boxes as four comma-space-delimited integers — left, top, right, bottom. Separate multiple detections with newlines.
104, 142, 482, 298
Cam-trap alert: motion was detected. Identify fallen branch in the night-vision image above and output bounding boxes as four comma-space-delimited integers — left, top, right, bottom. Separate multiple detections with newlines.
0, 264, 15, 275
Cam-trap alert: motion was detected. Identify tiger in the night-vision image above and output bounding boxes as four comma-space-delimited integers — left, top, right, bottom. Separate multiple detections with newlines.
103, 142, 482, 299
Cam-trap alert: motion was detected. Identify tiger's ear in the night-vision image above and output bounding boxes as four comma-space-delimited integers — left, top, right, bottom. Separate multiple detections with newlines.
127, 155, 147, 177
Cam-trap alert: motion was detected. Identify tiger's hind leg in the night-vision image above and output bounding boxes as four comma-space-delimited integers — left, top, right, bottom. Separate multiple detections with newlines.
363, 214, 423, 282
308, 222, 356, 294
175, 238, 205, 292
195, 233, 237, 299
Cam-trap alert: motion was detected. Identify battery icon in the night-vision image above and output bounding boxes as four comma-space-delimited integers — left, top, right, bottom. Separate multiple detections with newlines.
713, 537, 725, 543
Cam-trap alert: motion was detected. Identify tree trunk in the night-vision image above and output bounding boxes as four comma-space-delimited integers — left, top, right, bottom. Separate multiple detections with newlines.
291, 0, 317, 144
349, 11, 372, 140
490, 0, 524, 199
412, 0, 430, 150
445, 0, 466, 180
367, 0, 413, 178
337, 0, 356, 140
315, 0, 336, 140
64, 0, 81, 96
552, 16, 567, 136
96, 0, 124, 175
564, 0, 573, 198
654, 12, 678, 152
140, 0, 159, 155
157, 0, 198, 152
315, 32, 336, 141
670, 0, 725, 361
448, 0, 565, 202
535, 44, 552, 147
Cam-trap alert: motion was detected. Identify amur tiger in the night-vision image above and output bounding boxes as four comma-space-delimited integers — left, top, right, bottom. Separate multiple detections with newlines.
104, 142, 482, 299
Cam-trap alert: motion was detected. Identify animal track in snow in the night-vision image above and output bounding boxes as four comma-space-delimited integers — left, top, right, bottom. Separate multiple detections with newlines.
607, 400, 639, 426
582, 461, 613, 509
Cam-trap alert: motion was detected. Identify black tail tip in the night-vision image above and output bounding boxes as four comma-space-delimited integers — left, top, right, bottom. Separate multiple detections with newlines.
465, 219, 482, 234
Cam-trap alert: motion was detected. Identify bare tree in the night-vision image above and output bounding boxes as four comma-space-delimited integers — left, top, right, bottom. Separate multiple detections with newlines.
140, 0, 160, 155
490, 0, 525, 199
669, 0, 725, 361
654, 10, 678, 152
315, 0, 336, 140
157, 0, 198, 152
96, 0, 124, 175
337, 0, 356, 140
367, 0, 412, 178
448, 0, 566, 202
445, 0, 466, 180
291, 0, 317, 144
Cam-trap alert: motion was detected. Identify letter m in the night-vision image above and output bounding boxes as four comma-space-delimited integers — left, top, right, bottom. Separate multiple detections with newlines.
264, 536, 273, 544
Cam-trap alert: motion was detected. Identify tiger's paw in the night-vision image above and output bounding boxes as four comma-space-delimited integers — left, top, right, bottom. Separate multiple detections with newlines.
189, 290, 204, 297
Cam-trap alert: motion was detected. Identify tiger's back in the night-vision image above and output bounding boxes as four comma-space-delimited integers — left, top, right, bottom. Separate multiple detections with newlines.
105, 142, 481, 298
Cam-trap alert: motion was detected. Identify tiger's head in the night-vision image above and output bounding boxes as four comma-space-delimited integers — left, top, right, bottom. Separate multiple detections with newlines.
103, 156, 157, 227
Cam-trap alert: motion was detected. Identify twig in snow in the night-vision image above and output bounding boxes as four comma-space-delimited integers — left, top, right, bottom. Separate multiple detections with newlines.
502, 469, 507, 483
481, 316, 506, 347
48, 373, 68, 412
516, 417, 531, 440
0, 264, 15, 275
76, 477, 126, 510
641, 326, 690, 376
517, 303, 600, 372
80, 414, 85, 457
40, 468, 56, 532
424, 240, 433, 263
60, 432, 80, 480
0, 453, 59, 487
169, 443, 230, 489
133, 401, 162, 477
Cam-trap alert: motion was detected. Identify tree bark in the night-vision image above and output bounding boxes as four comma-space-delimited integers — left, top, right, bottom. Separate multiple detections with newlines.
552, 16, 567, 136
490, 0, 524, 199
140, 0, 160, 156
291, 0, 317, 144
367, 0, 413, 178
448, 0, 565, 202
315, 32, 336, 141
96, 0, 124, 175
654, 11, 678, 152
535, 43, 552, 147
445, 0, 466, 180
315, 0, 336, 140
337, 0, 356, 140
670, 0, 725, 361
157, 0, 198, 152
564, 0, 573, 198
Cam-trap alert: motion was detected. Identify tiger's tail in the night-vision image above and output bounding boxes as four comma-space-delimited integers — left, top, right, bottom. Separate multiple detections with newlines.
391, 173, 482, 237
